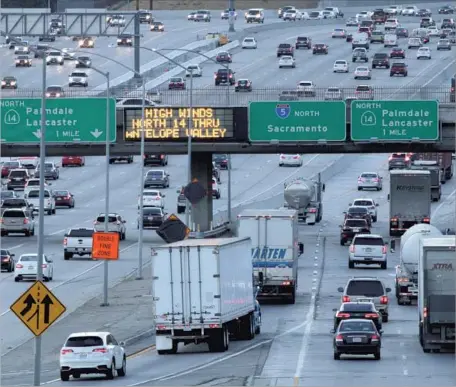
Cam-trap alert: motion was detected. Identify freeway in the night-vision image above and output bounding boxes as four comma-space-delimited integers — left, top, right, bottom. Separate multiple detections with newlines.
143, 8, 455, 105
0, 152, 343, 356
11, 153, 454, 387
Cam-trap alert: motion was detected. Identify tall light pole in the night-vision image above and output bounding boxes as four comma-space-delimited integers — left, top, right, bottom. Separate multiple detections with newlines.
228, 0, 236, 32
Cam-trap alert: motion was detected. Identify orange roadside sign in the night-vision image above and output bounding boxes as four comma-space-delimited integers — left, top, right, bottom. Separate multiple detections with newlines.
92, 232, 120, 260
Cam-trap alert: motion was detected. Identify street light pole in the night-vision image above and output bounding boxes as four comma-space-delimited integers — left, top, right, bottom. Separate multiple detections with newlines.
136, 77, 146, 280
228, 0, 236, 32
33, 52, 47, 387
226, 63, 232, 224
186, 68, 194, 228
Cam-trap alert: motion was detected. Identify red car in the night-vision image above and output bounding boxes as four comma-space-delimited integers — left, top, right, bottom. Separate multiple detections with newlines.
390, 47, 405, 58
53, 190, 75, 208
168, 77, 186, 90
62, 156, 85, 167
1, 160, 21, 178
216, 51, 232, 63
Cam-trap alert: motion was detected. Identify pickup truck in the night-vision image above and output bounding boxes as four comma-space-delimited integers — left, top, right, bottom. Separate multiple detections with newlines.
63, 228, 94, 260
26, 189, 56, 215
352, 48, 368, 62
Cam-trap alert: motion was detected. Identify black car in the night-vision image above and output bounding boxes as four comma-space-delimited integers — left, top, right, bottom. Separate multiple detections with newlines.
76, 56, 92, 68
388, 152, 410, 169
277, 43, 294, 57
213, 154, 229, 169
212, 165, 221, 184
332, 319, 382, 360
395, 27, 409, 38
340, 219, 370, 245
117, 34, 133, 46
417, 9, 432, 17
216, 51, 232, 63
295, 36, 311, 49
6, 170, 29, 190
389, 47, 405, 58
439, 5, 454, 14
333, 302, 382, 331
1, 76, 17, 89
109, 156, 133, 164
214, 68, 235, 85
313, 44, 328, 54
150, 21, 164, 31
1, 249, 15, 272
144, 154, 168, 166
344, 206, 372, 227
139, 207, 166, 229
234, 79, 252, 92
372, 53, 390, 69
346, 33, 353, 42
38, 35, 56, 42
139, 11, 153, 23
390, 62, 408, 76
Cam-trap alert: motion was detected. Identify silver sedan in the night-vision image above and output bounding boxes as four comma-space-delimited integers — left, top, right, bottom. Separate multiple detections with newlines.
357, 172, 383, 191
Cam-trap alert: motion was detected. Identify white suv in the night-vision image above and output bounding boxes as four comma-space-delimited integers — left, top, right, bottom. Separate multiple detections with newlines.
348, 234, 388, 269
24, 178, 51, 197
93, 213, 126, 240
26, 189, 56, 215
297, 80, 316, 96
349, 198, 379, 222
212, 178, 221, 199
59, 332, 126, 381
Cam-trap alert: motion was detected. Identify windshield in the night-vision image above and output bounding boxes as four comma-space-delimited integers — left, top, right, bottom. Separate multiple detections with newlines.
2, 199, 26, 207
345, 219, 367, 228
96, 215, 117, 222
144, 208, 162, 215
28, 180, 40, 186
65, 336, 103, 347
342, 303, 374, 312
143, 191, 159, 196
361, 173, 378, 178
46, 87, 62, 92
9, 170, 27, 177
54, 190, 69, 196
170, 78, 182, 82
339, 320, 375, 332
20, 255, 38, 262
147, 171, 164, 177
0, 192, 15, 199
335, 61, 346, 64
3, 210, 26, 217
348, 207, 367, 214
28, 191, 50, 198
353, 200, 373, 206
3, 162, 19, 168
68, 229, 94, 237
354, 237, 384, 246
346, 280, 384, 296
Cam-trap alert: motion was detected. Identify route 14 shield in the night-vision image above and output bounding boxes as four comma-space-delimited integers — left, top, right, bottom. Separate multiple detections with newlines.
275, 104, 291, 119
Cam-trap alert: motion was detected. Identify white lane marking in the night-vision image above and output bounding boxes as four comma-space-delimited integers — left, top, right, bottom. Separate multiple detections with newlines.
432, 188, 456, 218
6, 244, 24, 250
49, 229, 65, 236
0, 242, 138, 318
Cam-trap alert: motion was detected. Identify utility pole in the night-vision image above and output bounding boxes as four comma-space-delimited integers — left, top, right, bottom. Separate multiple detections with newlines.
136, 0, 140, 10
149, 0, 153, 10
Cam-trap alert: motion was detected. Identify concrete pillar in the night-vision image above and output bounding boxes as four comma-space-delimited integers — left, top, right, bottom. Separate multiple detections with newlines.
191, 152, 213, 232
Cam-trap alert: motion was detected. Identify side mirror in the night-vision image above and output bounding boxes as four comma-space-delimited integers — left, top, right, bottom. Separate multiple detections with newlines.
379, 330, 384, 335
298, 242, 304, 255
339, 225, 342, 228
343, 211, 347, 214
348, 203, 352, 206
390, 239, 396, 253
119, 341, 125, 346
322, 183, 325, 192
337, 287, 344, 292
375, 203, 379, 206
386, 287, 391, 293
64, 233, 68, 237
176, 190, 180, 193
330, 329, 335, 334
162, 194, 166, 197
122, 220, 126, 223
387, 194, 390, 201
11, 253, 15, 257
332, 308, 337, 312
48, 259, 53, 263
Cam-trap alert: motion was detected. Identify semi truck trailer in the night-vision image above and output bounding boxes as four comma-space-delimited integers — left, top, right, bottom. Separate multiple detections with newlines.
409, 160, 442, 202
415, 152, 453, 183
388, 170, 431, 236
418, 236, 456, 353
152, 238, 260, 354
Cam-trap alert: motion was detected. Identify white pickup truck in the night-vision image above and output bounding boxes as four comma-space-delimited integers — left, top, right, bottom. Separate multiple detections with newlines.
63, 228, 94, 260
26, 189, 56, 215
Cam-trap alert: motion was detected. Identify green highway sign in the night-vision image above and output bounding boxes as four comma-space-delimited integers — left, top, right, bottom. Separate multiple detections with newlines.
350, 100, 439, 142
248, 101, 346, 142
0, 98, 116, 143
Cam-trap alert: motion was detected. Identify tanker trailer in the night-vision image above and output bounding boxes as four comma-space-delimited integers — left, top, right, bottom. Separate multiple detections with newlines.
283, 174, 325, 225
394, 224, 442, 305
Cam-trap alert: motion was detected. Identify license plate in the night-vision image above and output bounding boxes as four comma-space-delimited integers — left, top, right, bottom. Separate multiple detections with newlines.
364, 248, 372, 252
57, 197, 63, 200
353, 228, 360, 232
352, 337, 362, 343
79, 353, 87, 359
28, 266, 34, 269
148, 216, 153, 220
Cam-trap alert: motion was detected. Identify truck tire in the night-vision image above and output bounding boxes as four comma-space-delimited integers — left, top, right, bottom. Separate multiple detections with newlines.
241, 313, 255, 340
64, 252, 73, 260
208, 325, 228, 352
348, 260, 355, 269
381, 261, 387, 270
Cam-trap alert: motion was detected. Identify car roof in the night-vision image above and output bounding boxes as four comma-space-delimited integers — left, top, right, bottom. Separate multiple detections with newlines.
353, 233, 383, 239
349, 276, 381, 281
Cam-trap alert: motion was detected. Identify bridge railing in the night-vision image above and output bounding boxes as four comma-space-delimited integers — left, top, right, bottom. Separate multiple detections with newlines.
2, 86, 453, 104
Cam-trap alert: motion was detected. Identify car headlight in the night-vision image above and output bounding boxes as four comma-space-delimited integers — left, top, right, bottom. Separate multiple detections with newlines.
56, 93, 61, 97
1, 81, 5, 85
57, 56, 63, 61
89, 41, 93, 46
79, 40, 83, 45
117, 39, 121, 42
45, 93, 51, 97
127, 39, 132, 42
15, 60, 20, 63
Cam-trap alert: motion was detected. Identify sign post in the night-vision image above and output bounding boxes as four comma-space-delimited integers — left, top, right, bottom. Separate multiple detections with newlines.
10, 281, 66, 337
350, 100, 439, 142
248, 101, 346, 142
0, 98, 116, 143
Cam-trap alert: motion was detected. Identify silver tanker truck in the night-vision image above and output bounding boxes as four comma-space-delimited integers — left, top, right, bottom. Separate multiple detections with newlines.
392, 223, 442, 305
283, 173, 325, 225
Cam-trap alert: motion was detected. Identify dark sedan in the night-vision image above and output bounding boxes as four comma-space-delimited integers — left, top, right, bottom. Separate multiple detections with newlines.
117, 34, 133, 46
144, 154, 168, 166
1, 76, 18, 89
1, 249, 15, 272
150, 22, 164, 31
395, 27, 409, 37
332, 319, 382, 360
346, 33, 353, 42
439, 6, 454, 14
76, 56, 92, 68
213, 154, 229, 169
216, 52, 232, 63
333, 302, 382, 331
234, 79, 252, 92
344, 206, 372, 227
340, 219, 370, 245
53, 190, 75, 208
144, 170, 170, 188
312, 44, 328, 54
139, 207, 166, 229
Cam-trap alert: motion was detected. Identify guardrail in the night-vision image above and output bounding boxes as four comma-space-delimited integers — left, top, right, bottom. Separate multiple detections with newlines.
3, 86, 453, 102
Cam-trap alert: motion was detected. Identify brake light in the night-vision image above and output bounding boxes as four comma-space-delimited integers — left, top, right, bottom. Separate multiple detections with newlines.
293, 155, 299, 159
61, 349, 73, 355
63, 237, 68, 246
423, 217, 430, 223
397, 276, 409, 283
65, 195, 71, 200
371, 334, 379, 342
280, 155, 285, 159
308, 208, 317, 213
380, 296, 388, 304
16, 264, 23, 268
372, 178, 379, 182
335, 334, 344, 342
342, 296, 350, 302
282, 281, 291, 285
382, 245, 387, 254
365, 313, 379, 318
23, 218, 29, 225
358, 177, 364, 182
349, 245, 355, 253
92, 348, 108, 353
451, 87, 455, 92
93, 221, 99, 224
423, 307, 428, 318
42, 264, 47, 268
0, 218, 3, 224
336, 312, 350, 318
229, 74, 232, 78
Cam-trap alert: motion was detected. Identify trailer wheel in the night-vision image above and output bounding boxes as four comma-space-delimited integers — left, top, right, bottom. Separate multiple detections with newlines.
287, 288, 296, 304
208, 325, 228, 352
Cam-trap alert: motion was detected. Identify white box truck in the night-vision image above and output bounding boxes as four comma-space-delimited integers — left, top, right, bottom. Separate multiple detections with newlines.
152, 237, 260, 355
237, 209, 303, 304
418, 236, 456, 353
388, 170, 431, 236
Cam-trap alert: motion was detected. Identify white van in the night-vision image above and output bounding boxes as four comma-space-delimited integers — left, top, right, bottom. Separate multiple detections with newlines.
384, 34, 398, 47
26, 189, 56, 215
352, 32, 370, 49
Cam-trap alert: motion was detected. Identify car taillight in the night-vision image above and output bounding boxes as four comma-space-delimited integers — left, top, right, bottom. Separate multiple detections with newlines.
349, 245, 355, 253
280, 155, 285, 159
335, 334, 344, 342
423, 307, 428, 318
372, 178, 379, 182
358, 177, 364, 182
282, 281, 291, 285
293, 155, 299, 159
336, 312, 350, 318
42, 264, 47, 268
451, 87, 455, 92
16, 264, 23, 268
371, 334, 379, 342
423, 217, 430, 223
382, 245, 387, 254
94, 221, 99, 224
308, 208, 317, 213
23, 218, 29, 224
63, 237, 68, 246
229, 74, 232, 78
380, 296, 388, 304
0, 218, 3, 224
214, 73, 217, 78
61, 349, 73, 355
93, 347, 108, 353
342, 296, 350, 302
365, 313, 378, 318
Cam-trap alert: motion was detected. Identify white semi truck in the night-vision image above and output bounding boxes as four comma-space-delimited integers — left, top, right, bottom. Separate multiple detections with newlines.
237, 209, 303, 304
418, 236, 456, 353
152, 238, 260, 354
388, 170, 431, 236
283, 173, 325, 225
393, 224, 442, 305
